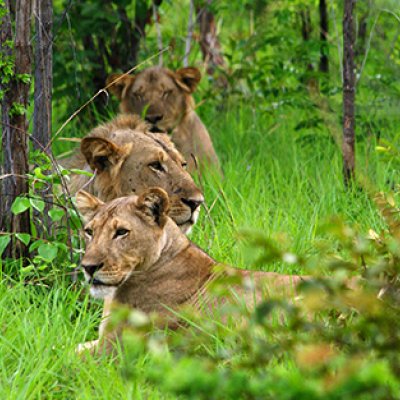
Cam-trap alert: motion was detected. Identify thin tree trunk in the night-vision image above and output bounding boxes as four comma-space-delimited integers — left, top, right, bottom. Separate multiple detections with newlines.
33, 0, 52, 152
33, 0, 53, 235
342, 0, 356, 186
196, 1, 225, 75
319, 0, 329, 73
0, 0, 32, 259
184, 0, 194, 67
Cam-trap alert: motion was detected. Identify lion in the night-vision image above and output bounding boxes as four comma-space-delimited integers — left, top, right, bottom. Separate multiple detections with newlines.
67, 114, 204, 234
75, 188, 307, 354
106, 66, 221, 174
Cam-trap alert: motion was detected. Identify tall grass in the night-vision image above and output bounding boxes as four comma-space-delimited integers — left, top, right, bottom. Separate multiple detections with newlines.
1, 100, 396, 398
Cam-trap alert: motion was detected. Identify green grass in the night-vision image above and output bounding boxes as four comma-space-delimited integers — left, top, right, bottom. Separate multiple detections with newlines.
1, 99, 398, 398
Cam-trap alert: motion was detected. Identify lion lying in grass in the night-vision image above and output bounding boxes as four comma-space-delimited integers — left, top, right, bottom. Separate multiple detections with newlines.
76, 188, 306, 354
106, 66, 221, 174
67, 114, 204, 234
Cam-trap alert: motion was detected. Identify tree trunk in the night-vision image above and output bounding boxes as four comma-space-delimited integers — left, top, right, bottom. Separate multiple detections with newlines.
342, 0, 356, 186
33, 0, 52, 152
183, 0, 194, 67
196, 2, 225, 76
319, 0, 329, 73
33, 0, 53, 235
0, 0, 32, 259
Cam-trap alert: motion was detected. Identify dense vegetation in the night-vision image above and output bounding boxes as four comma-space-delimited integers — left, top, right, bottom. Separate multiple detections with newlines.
2, 0, 400, 398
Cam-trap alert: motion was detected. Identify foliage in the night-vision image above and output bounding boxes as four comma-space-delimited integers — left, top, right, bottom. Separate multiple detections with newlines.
0, 151, 83, 282
111, 195, 400, 399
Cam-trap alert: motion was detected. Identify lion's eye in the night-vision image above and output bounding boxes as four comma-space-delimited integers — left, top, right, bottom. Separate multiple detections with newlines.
115, 228, 129, 238
182, 161, 188, 169
84, 228, 93, 237
148, 161, 165, 172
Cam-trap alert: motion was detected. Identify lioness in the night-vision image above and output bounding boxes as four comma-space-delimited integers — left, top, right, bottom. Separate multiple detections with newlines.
68, 114, 204, 234
76, 188, 306, 354
106, 66, 221, 173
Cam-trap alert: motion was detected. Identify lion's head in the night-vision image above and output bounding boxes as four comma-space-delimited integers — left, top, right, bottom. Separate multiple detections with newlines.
77, 188, 184, 299
78, 115, 203, 233
106, 66, 201, 133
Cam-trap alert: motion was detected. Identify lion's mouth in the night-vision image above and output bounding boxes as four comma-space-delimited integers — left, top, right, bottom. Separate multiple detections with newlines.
90, 277, 117, 287
149, 125, 165, 134
176, 208, 200, 233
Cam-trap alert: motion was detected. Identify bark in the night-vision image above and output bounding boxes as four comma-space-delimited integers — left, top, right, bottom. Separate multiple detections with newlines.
0, 0, 32, 259
33, 0, 52, 152
342, 0, 356, 186
196, 2, 225, 76
319, 0, 329, 73
183, 0, 194, 67
33, 0, 53, 234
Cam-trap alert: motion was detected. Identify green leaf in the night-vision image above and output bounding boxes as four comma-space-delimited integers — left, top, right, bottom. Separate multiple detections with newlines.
48, 208, 65, 222
29, 239, 44, 252
37, 243, 58, 262
0, 235, 11, 256
33, 167, 47, 180
11, 197, 31, 215
30, 198, 45, 212
15, 233, 31, 246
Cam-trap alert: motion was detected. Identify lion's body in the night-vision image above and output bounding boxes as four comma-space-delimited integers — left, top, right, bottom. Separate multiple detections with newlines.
67, 115, 204, 233
106, 67, 221, 173
76, 190, 304, 354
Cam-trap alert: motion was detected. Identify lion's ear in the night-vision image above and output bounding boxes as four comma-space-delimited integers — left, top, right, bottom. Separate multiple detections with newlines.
174, 67, 201, 93
81, 137, 132, 172
136, 188, 170, 227
76, 191, 104, 222
106, 73, 135, 100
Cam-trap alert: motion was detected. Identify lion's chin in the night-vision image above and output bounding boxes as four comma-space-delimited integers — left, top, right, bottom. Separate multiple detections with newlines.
89, 285, 116, 299
178, 207, 200, 235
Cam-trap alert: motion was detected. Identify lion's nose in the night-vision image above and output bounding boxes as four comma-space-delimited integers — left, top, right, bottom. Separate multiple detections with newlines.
181, 196, 204, 213
82, 262, 104, 276
145, 114, 163, 124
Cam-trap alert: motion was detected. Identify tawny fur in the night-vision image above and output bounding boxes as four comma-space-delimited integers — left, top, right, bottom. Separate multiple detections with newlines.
66, 115, 204, 234
76, 189, 305, 354
106, 66, 221, 174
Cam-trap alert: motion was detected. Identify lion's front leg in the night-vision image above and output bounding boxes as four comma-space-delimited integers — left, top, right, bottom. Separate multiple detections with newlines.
76, 296, 113, 356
